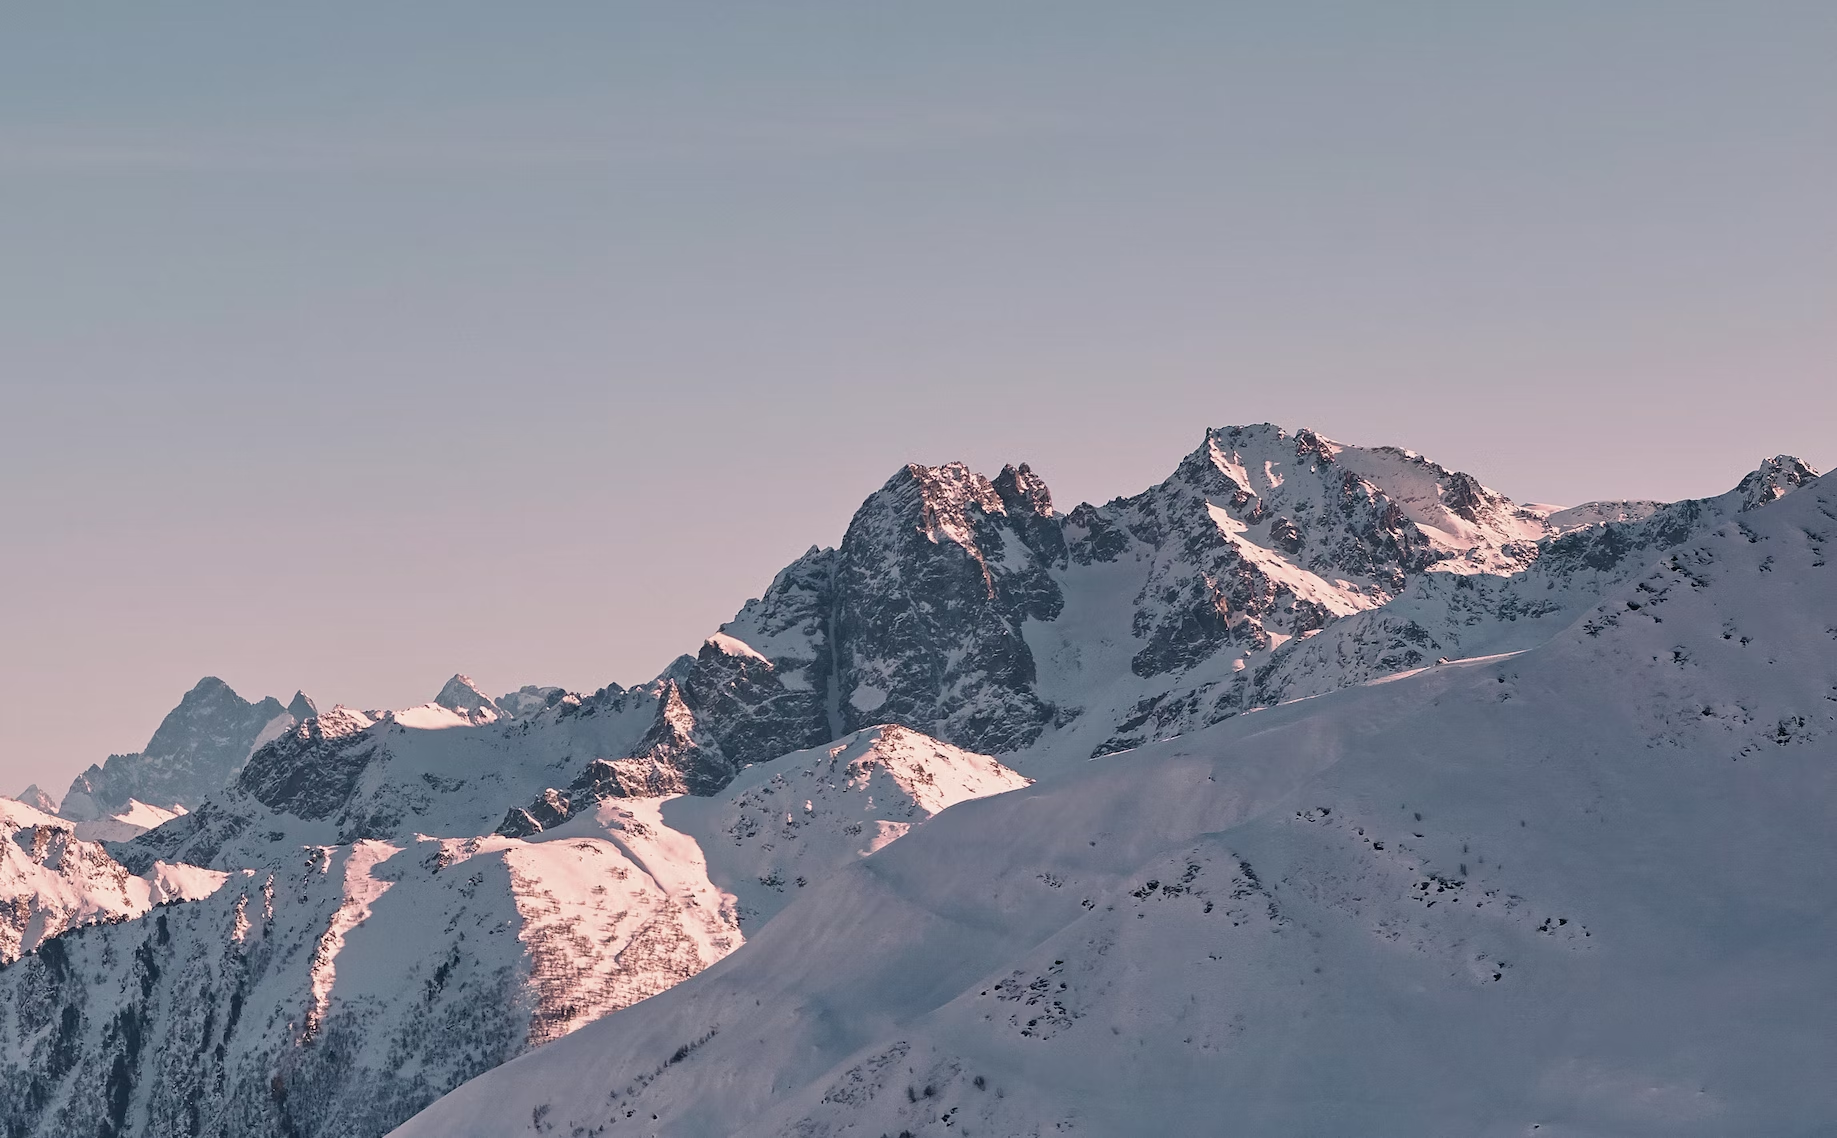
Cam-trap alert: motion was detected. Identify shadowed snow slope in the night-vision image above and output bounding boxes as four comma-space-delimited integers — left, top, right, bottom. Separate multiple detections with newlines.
395, 482, 1837, 1138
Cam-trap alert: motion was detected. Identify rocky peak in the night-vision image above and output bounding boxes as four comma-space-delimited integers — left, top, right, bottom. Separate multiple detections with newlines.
12, 785, 57, 814
992, 462, 1054, 518
286, 690, 318, 722
831, 460, 1064, 754
993, 462, 1067, 568
1291, 426, 1339, 463
1735, 455, 1820, 512
145, 678, 284, 753
899, 462, 1009, 551
434, 674, 496, 716
235, 706, 381, 820
1441, 470, 1490, 522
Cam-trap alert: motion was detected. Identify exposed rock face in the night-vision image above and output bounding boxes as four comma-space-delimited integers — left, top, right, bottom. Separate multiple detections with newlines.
1072, 426, 1551, 682
1075, 443, 1822, 756
679, 547, 840, 770
832, 462, 1065, 754
236, 707, 385, 823
1735, 454, 1820, 510
116, 679, 688, 874
500, 464, 1070, 831
58, 678, 304, 820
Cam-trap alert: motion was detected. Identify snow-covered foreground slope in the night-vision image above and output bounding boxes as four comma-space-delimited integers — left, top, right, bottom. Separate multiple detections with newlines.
396, 482, 1837, 1137
0, 727, 1023, 1137
0, 798, 227, 964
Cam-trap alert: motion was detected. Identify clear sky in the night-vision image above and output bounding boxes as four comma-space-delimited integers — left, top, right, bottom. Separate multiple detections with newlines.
2, 3, 1833, 796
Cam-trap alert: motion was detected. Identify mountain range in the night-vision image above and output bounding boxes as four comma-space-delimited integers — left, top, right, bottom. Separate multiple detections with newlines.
0, 424, 1827, 1137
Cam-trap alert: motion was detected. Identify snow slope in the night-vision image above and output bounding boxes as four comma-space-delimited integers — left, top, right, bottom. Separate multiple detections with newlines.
0, 727, 1025, 1137
69, 800, 185, 844
0, 797, 227, 963
394, 479, 1837, 1137
663, 725, 1032, 930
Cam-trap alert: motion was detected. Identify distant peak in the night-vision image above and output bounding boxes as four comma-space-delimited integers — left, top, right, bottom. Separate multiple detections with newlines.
494, 684, 566, 719
13, 784, 58, 814
287, 691, 318, 722
184, 676, 240, 701
434, 674, 494, 714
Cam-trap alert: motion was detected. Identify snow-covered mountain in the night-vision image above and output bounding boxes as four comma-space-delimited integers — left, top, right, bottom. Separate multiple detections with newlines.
0, 424, 1824, 1138
10, 787, 57, 816
57, 679, 317, 821
0, 797, 228, 964
393, 465, 1837, 1138
0, 726, 1023, 1136
635, 424, 1815, 773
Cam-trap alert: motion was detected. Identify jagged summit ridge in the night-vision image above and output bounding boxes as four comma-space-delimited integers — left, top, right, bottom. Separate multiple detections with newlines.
76, 427, 1823, 845
581, 425, 1823, 790
393, 477, 1837, 1138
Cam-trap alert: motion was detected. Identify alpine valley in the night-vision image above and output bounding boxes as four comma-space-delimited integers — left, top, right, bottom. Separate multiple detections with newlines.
2, 425, 1830, 1137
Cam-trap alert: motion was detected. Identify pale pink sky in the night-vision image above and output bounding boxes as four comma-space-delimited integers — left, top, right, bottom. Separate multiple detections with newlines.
3, 4, 1832, 795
